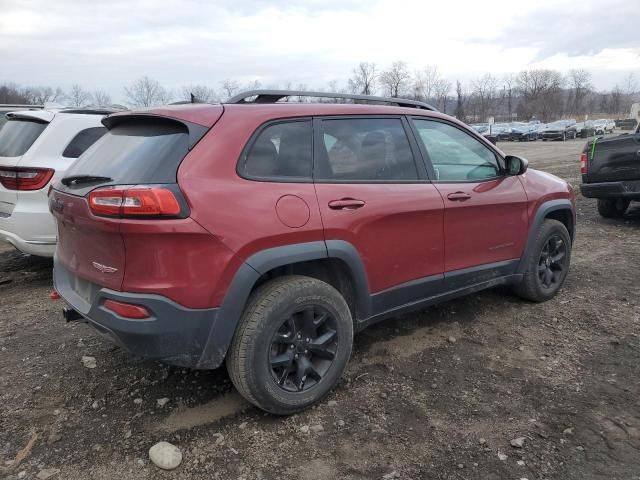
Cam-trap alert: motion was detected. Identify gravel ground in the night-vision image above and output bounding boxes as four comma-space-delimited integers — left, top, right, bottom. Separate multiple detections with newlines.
1, 136, 639, 480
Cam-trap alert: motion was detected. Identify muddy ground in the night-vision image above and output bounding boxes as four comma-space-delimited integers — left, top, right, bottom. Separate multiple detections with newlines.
1, 136, 639, 480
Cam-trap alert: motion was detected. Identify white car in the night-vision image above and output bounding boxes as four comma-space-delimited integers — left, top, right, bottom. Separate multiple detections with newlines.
0, 108, 109, 256
594, 119, 615, 135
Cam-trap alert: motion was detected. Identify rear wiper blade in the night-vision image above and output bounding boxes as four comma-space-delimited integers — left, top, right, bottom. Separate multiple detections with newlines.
61, 175, 113, 186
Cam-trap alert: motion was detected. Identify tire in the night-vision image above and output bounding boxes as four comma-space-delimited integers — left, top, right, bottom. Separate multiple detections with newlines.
513, 219, 571, 302
597, 198, 630, 218
226, 275, 353, 415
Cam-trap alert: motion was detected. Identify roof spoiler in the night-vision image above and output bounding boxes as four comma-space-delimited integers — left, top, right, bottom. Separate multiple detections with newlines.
101, 113, 209, 150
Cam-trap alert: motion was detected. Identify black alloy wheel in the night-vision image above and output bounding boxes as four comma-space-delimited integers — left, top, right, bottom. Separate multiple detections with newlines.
537, 234, 567, 290
269, 305, 338, 392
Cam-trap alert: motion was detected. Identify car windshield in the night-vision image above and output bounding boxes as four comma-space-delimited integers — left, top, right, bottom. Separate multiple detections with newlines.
0, 119, 48, 157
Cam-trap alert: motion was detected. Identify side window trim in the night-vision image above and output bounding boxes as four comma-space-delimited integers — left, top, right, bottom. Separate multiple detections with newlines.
409, 117, 506, 183
312, 115, 429, 184
236, 117, 314, 183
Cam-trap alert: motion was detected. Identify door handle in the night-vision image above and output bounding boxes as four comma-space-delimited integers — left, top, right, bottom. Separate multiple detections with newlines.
446, 192, 471, 201
328, 198, 366, 210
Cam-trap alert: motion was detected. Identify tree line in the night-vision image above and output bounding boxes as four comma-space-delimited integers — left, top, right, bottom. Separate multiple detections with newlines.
1, 62, 638, 123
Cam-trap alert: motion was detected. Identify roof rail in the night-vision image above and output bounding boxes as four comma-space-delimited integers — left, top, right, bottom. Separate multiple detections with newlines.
225, 90, 438, 111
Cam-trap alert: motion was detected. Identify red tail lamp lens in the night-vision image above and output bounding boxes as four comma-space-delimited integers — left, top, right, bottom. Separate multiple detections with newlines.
88, 187, 181, 218
579, 152, 588, 174
0, 167, 54, 191
103, 299, 150, 319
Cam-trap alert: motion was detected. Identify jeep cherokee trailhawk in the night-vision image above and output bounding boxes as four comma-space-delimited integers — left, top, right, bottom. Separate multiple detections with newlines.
50, 90, 576, 414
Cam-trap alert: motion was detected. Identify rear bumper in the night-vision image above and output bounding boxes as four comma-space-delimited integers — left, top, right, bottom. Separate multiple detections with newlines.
0, 192, 56, 256
54, 260, 221, 368
580, 179, 640, 199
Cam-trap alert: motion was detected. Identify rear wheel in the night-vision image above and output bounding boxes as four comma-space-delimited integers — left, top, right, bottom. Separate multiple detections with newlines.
597, 198, 630, 218
226, 275, 353, 414
514, 219, 571, 302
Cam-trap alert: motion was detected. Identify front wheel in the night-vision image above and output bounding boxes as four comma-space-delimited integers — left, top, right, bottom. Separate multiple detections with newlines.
513, 219, 571, 302
226, 276, 353, 415
597, 198, 630, 218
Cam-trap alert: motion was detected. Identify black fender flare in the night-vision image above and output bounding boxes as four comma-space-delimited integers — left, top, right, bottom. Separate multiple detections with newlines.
517, 199, 574, 274
196, 240, 370, 368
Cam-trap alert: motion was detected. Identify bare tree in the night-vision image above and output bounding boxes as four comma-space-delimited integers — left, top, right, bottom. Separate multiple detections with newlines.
622, 73, 639, 113
502, 73, 517, 120
67, 84, 91, 107
24, 86, 65, 105
412, 65, 441, 102
379, 61, 411, 98
471, 74, 499, 122
454, 81, 465, 120
92, 90, 112, 107
244, 79, 262, 91
516, 69, 564, 121
0, 83, 31, 104
568, 69, 592, 116
220, 79, 240, 99
123, 76, 172, 107
180, 85, 218, 103
347, 62, 377, 95
433, 78, 451, 113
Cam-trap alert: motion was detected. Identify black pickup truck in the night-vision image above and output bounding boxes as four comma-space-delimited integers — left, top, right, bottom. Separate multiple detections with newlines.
580, 124, 640, 217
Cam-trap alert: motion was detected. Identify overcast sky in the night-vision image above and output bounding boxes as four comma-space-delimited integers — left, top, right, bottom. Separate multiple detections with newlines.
1, 0, 638, 102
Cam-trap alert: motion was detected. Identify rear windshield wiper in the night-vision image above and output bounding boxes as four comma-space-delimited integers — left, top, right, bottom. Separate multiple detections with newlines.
61, 175, 113, 186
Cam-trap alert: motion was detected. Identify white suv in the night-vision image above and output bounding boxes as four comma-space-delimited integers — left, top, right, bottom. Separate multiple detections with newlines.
0, 108, 109, 256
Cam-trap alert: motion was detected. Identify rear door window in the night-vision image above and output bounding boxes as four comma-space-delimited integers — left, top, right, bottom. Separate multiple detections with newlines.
63, 118, 189, 185
315, 118, 419, 181
0, 119, 48, 157
62, 127, 107, 158
239, 120, 312, 180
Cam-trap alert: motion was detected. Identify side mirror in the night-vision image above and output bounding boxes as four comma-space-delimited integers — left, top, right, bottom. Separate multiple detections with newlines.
505, 155, 528, 175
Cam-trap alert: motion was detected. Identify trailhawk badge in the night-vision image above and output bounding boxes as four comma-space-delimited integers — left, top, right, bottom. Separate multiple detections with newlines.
92, 262, 118, 274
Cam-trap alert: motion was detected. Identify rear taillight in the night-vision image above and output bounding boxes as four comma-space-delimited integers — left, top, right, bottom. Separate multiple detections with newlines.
0, 167, 54, 191
580, 152, 588, 174
103, 299, 150, 319
88, 186, 182, 218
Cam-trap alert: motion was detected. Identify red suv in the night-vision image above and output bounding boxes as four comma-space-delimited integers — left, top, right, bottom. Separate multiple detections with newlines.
50, 91, 575, 414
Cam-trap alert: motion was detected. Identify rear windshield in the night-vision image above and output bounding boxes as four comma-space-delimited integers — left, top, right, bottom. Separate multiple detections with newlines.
0, 119, 48, 157
63, 118, 189, 184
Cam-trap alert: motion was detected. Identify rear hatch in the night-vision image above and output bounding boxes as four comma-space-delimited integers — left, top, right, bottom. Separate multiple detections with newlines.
583, 131, 640, 183
0, 112, 53, 215
51, 106, 222, 291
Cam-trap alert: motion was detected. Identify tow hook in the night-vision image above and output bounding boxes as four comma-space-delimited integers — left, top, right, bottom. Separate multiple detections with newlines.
63, 307, 82, 323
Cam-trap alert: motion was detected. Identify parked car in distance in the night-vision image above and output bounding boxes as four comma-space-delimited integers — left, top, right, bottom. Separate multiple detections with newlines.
580, 122, 640, 218
0, 108, 110, 256
574, 120, 596, 138
51, 90, 576, 414
494, 123, 513, 141
510, 123, 538, 142
593, 119, 614, 135
541, 120, 577, 141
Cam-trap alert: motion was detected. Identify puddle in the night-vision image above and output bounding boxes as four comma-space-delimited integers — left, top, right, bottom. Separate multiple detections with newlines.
153, 391, 250, 432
